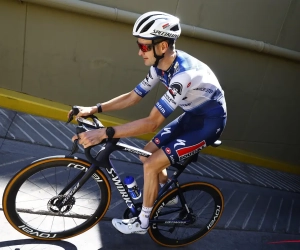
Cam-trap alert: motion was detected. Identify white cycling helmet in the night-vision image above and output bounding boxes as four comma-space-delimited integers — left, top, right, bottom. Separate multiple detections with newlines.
133, 11, 181, 40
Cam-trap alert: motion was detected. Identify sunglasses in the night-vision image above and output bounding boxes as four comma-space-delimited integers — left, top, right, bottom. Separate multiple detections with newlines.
136, 40, 166, 52
136, 41, 153, 52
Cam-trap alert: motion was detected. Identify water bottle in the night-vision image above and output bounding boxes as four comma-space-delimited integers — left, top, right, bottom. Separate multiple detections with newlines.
124, 176, 141, 200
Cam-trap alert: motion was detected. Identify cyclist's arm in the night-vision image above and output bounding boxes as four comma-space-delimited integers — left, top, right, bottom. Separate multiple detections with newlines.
108, 73, 191, 138
92, 67, 159, 113
112, 106, 165, 138
78, 106, 165, 148
93, 90, 142, 113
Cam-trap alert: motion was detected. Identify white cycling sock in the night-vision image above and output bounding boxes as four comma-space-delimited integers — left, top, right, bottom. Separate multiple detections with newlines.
138, 206, 153, 229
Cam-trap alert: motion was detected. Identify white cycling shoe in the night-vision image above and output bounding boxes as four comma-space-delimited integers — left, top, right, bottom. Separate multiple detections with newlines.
112, 217, 148, 234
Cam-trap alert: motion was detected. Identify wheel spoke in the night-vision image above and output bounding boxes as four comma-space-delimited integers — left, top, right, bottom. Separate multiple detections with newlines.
3, 159, 109, 239
149, 182, 223, 247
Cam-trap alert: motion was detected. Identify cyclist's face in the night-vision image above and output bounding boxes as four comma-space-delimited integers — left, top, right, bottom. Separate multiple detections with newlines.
137, 38, 157, 66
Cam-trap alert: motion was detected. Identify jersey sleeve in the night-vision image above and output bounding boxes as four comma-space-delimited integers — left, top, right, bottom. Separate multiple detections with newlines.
134, 66, 159, 97
155, 73, 191, 118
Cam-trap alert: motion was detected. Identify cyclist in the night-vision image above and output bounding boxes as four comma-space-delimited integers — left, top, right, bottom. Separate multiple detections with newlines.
71, 11, 227, 234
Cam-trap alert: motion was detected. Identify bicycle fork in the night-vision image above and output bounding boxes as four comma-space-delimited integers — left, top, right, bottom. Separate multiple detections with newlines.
54, 163, 99, 212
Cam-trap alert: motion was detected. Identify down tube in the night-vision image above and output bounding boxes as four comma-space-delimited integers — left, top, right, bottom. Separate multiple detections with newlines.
105, 157, 139, 217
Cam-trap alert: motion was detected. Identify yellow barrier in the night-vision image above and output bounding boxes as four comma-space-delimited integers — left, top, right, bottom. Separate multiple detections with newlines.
1, 87, 299, 175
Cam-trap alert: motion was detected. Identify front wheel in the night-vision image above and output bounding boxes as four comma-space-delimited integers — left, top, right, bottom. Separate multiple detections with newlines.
149, 182, 224, 247
2, 156, 111, 240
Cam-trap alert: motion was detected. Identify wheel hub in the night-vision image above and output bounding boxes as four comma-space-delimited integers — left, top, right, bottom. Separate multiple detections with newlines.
179, 208, 196, 224
47, 195, 75, 214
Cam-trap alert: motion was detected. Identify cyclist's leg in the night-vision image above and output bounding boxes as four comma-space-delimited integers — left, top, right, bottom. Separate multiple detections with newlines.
139, 141, 168, 184
142, 113, 225, 203
138, 114, 225, 225
112, 149, 170, 234
112, 114, 226, 234
140, 114, 186, 184
142, 149, 171, 207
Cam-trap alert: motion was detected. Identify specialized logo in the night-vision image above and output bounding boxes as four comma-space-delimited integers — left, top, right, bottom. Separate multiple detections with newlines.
161, 127, 171, 136
106, 168, 134, 208
154, 138, 160, 144
174, 139, 186, 148
169, 82, 183, 98
187, 82, 191, 88
123, 147, 150, 157
169, 154, 175, 164
151, 29, 179, 39
176, 140, 206, 161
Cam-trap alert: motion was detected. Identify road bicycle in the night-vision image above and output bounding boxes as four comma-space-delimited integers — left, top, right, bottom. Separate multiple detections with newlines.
2, 107, 224, 247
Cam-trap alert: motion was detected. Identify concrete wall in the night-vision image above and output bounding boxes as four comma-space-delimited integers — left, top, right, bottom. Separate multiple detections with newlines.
0, 0, 299, 166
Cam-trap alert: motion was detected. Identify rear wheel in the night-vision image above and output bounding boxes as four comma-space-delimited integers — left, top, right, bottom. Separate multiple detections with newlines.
149, 182, 224, 247
2, 157, 111, 240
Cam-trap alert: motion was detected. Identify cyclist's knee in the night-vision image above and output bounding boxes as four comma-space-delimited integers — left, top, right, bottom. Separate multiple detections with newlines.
143, 158, 156, 175
139, 142, 159, 163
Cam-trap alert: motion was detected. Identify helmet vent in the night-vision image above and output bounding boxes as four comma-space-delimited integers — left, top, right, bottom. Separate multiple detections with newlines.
170, 24, 179, 31
136, 14, 159, 32
140, 20, 155, 33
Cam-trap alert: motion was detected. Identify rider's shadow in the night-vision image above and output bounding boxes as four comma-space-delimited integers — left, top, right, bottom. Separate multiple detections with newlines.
0, 239, 77, 249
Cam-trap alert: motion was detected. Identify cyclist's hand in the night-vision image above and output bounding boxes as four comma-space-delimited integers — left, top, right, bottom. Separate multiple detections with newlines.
73, 129, 106, 148
67, 106, 96, 119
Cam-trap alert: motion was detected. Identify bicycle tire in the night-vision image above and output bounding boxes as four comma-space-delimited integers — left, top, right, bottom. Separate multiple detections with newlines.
2, 156, 111, 240
148, 182, 224, 247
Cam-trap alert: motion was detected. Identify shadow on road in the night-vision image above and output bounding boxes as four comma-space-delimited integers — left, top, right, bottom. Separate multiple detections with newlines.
0, 239, 77, 249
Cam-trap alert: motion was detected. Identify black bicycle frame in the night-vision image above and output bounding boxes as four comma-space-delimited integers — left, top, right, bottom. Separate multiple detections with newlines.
57, 137, 195, 223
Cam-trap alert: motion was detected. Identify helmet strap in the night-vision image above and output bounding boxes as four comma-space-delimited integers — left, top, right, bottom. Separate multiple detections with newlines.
152, 40, 165, 67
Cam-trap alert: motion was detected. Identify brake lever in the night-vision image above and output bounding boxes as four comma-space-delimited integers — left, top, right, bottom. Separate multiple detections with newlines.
66, 105, 105, 157
66, 106, 80, 125
66, 111, 74, 124
69, 139, 79, 156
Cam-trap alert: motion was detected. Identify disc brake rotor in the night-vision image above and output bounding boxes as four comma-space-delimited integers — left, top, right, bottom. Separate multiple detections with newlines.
47, 195, 75, 214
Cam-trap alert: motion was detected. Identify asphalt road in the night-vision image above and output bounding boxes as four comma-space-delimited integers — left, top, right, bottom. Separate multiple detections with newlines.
0, 107, 300, 250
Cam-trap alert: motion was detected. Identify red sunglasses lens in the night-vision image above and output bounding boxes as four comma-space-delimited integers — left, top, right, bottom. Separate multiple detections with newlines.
137, 43, 151, 52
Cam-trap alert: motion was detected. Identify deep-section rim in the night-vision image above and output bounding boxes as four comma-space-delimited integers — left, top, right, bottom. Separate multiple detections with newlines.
148, 182, 224, 247
2, 157, 111, 240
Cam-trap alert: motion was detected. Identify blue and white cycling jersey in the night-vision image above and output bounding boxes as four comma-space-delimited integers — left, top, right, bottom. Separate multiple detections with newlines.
134, 50, 227, 118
